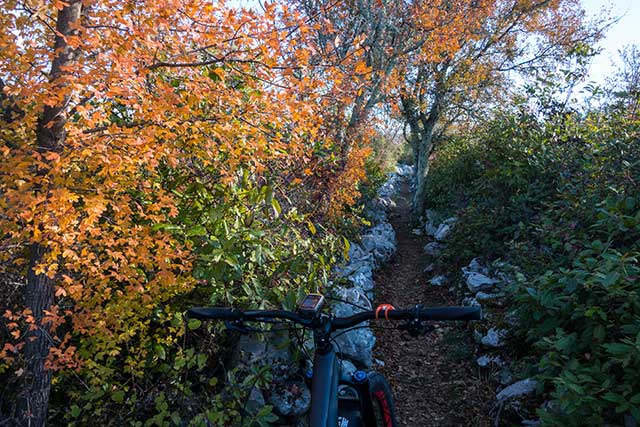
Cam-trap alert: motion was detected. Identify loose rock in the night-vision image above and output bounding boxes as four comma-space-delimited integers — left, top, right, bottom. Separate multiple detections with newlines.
476, 355, 503, 368
462, 258, 489, 276
481, 328, 507, 348
269, 381, 311, 417
434, 217, 457, 241
466, 272, 498, 294
463, 297, 482, 308
424, 242, 443, 256
496, 378, 539, 401
476, 291, 500, 301
429, 275, 448, 287
361, 222, 397, 265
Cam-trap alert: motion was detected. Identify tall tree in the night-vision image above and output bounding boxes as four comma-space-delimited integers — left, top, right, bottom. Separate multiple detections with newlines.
399, 0, 598, 214
16, 2, 83, 425
0, 0, 373, 423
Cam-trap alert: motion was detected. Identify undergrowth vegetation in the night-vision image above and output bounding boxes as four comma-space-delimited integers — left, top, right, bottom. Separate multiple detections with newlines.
428, 101, 640, 425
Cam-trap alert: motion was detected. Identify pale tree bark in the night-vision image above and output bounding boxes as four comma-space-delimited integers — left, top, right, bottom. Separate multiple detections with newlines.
401, 79, 444, 217
17, 2, 83, 426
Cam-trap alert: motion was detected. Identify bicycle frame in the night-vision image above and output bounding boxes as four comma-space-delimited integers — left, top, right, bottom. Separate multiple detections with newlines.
308, 315, 377, 427
187, 304, 481, 427
309, 347, 339, 427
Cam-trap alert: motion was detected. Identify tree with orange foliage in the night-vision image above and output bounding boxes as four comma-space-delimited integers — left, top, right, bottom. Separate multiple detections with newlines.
0, 1, 371, 425
300, 0, 600, 214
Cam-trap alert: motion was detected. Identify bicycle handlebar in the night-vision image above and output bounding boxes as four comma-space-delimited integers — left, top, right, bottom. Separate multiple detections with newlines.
187, 305, 481, 331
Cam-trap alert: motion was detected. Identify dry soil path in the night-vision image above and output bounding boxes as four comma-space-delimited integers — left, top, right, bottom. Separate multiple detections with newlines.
373, 182, 491, 427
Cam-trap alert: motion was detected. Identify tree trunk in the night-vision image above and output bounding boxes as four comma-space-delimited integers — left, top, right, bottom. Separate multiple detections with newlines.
411, 121, 435, 215
17, 2, 82, 426
18, 245, 55, 427
401, 88, 442, 218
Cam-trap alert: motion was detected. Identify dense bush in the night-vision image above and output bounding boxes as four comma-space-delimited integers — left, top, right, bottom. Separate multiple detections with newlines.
1, 166, 342, 426
426, 104, 640, 425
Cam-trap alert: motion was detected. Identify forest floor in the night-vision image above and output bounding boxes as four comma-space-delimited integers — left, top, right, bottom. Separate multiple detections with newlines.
373, 182, 493, 427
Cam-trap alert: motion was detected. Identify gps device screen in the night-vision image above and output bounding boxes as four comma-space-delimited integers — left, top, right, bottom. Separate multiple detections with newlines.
298, 294, 325, 315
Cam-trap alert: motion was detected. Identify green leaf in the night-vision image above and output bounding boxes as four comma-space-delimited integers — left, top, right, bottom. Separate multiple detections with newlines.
111, 390, 125, 404
342, 237, 350, 261
70, 405, 81, 418
155, 344, 166, 360
593, 325, 605, 342
271, 198, 281, 218
188, 319, 202, 330
187, 225, 208, 237
306, 220, 316, 235
197, 353, 207, 370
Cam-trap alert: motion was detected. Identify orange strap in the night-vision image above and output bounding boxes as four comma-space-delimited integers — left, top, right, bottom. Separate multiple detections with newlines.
375, 304, 395, 320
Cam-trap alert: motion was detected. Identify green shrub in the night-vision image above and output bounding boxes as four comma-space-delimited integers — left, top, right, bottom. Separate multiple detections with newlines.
426, 104, 640, 425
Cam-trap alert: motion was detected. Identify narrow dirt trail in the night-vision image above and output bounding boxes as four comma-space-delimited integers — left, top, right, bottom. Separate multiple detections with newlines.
373, 182, 490, 427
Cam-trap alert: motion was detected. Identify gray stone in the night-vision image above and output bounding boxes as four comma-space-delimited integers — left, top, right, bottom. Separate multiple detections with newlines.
365, 207, 387, 224
462, 297, 482, 308
331, 287, 375, 366
425, 223, 439, 237
462, 258, 489, 276
347, 269, 374, 293
434, 223, 451, 241
411, 228, 423, 236
496, 378, 539, 401
361, 222, 396, 265
429, 275, 448, 287
424, 242, 443, 256
434, 217, 458, 241
334, 326, 375, 367
466, 272, 498, 294
476, 291, 500, 301
232, 331, 291, 367
396, 164, 414, 176
481, 328, 507, 348
332, 287, 372, 317
269, 381, 311, 417
522, 420, 542, 427
477, 355, 503, 368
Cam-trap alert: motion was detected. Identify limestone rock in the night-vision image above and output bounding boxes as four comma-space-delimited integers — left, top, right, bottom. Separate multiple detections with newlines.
496, 378, 539, 401
429, 275, 448, 287
424, 242, 443, 256
466, 272, 498, 294
476, 291, 501, 301
463, 297, 482, 308
481, 328, 507, 348
269, 381, 311, 417
477, 355, 503, 368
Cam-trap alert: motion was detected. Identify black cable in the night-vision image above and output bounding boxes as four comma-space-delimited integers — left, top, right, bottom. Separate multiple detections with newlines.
325, 294, 371, 312
293, 326, 313, 363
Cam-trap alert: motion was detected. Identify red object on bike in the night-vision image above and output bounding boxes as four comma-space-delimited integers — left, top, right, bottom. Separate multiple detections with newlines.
375, 304, 395, 320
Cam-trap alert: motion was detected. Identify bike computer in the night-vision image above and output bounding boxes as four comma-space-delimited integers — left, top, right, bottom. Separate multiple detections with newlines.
297, 293, 325, 317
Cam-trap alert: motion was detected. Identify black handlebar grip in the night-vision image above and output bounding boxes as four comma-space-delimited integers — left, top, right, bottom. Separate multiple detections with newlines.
420, 306, 482, 321
187, 307, 243, 321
